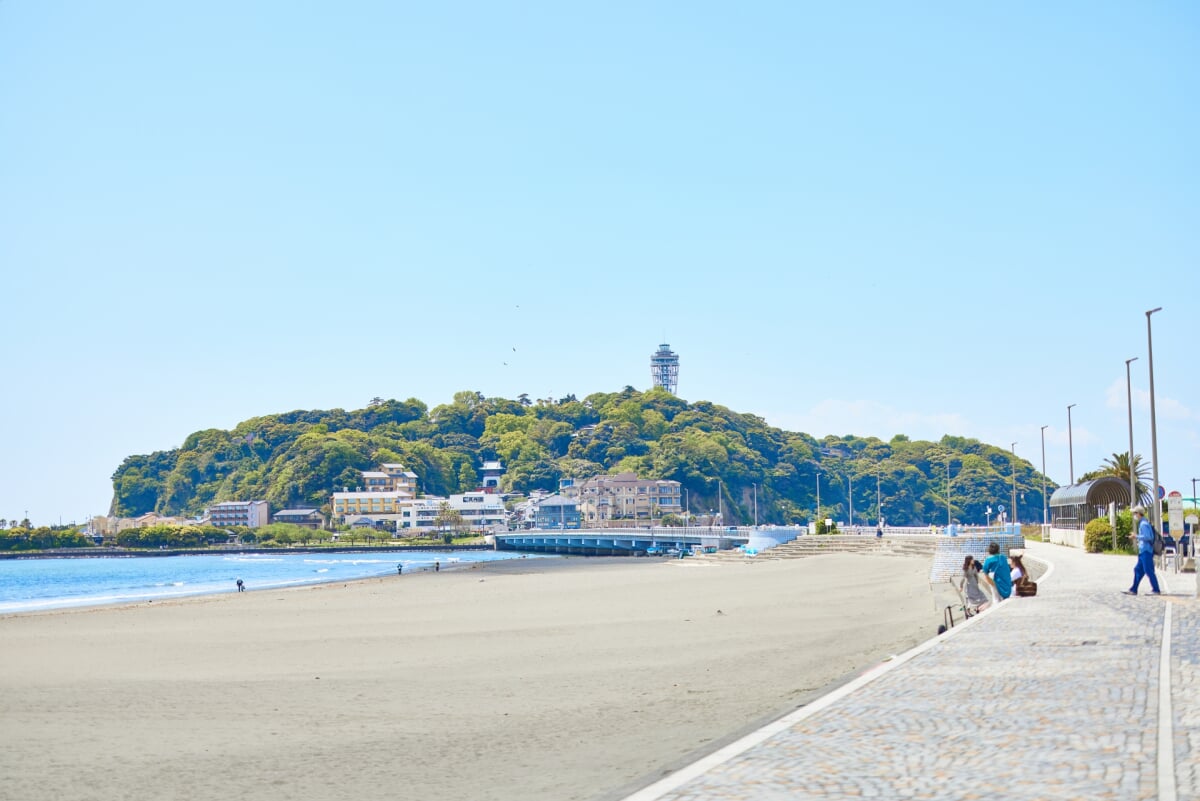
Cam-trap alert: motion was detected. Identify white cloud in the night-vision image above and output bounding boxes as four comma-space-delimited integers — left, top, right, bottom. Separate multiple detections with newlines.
1104, 378, 1194, 421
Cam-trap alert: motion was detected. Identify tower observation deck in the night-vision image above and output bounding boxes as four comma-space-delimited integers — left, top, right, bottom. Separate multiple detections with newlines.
650, 343, 679, 394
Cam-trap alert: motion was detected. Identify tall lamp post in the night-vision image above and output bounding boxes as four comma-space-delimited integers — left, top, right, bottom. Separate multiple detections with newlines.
1011, 442, 1019, 528
1125, 357, 1139, 507
847, 474, 853, 527
876, 469, 882, 527
945, 456, 951, 527
1067, 404, 1077, 485
816, 472, 821, 528
751, 482, 758, 527
1146, 307, 1163, 534
683, 487, 689, 528
1040, 426, 1048, 526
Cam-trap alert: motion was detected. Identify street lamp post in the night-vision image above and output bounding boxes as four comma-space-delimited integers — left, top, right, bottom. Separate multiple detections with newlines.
847, 474, 853, 527
816, 472, 821, 528
1146, 307, 1163, 534
945, 457, 951, 527
1067, 404, 1077, 485
876, 469, 882, 528
1011, 442, 1018, 529
1126, 357, 1139, 508
752, 482, 758, 527
683, 487, 689, 529
1040, 425, 1048, 526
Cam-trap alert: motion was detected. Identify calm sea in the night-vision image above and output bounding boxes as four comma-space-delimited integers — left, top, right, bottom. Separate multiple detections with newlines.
0, 550, 550, 614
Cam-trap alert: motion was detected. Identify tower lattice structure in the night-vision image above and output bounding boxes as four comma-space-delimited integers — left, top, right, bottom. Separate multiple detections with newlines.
650, 343, 679, 395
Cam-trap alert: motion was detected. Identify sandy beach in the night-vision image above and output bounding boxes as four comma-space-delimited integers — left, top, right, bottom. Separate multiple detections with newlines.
0, 552, 937, 801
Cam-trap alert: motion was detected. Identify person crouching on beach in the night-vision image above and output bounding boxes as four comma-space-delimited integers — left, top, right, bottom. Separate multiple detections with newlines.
1124, 505, 1161, 596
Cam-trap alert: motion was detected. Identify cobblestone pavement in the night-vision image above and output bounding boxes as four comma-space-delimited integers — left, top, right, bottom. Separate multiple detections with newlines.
623, 541, 1197, 801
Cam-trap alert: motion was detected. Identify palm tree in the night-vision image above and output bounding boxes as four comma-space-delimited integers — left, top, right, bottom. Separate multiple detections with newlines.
1095, 451, 1152, 505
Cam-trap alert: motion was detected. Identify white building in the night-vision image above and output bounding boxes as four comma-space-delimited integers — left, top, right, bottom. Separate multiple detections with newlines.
207, 500, 270, 529
338, 492, 508, 534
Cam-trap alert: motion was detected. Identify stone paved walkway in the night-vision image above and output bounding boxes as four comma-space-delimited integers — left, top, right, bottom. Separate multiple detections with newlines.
620, 541, 1198, 801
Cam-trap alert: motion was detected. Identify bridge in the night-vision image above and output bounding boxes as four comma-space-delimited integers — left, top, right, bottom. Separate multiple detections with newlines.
494, 526, 750, 556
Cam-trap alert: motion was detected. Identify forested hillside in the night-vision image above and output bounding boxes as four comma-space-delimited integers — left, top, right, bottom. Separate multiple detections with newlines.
110, 388, 1054, 526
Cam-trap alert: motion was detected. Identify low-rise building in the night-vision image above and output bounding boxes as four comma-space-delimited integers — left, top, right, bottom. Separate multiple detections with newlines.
332, 490, 411, 520
534, 495, 581, 530
272, 509, 324, 529
89, 513, 191, 537
207, 501, 270, 529
336, 492, 508, 534
574, 472, 682, 525
378, 463, 419, 494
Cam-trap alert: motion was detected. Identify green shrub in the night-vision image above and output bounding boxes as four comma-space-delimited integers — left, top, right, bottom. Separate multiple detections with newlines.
1084, 518, 1114, 553
1115, 510, 1134, 551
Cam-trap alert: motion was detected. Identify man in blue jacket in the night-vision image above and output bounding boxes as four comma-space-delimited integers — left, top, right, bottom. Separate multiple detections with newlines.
981, 541, 1013, 601
1124, 505, 1161, 596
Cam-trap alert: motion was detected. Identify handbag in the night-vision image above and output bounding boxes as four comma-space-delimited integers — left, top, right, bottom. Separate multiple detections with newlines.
1016, 579, 1038, 597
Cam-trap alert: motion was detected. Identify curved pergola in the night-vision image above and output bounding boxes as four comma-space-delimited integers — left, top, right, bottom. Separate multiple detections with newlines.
1049, 476, 1134, 530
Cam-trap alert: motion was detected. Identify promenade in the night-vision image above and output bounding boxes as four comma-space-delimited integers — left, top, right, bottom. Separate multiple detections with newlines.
619, 540, 1197, 801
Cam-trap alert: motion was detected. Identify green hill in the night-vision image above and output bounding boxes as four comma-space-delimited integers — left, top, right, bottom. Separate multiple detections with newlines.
110, 388, 1054, 526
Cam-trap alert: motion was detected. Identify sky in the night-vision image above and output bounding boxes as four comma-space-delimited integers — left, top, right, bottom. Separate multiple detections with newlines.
1, 2, 1197, 526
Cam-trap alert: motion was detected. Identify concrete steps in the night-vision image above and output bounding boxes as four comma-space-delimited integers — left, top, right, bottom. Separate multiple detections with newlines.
694, 535, 939, 562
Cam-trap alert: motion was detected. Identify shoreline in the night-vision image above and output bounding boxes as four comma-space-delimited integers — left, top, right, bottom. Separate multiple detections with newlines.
0, 551, 938, 801
0, 548, 565, 618
0, 542, 496, 559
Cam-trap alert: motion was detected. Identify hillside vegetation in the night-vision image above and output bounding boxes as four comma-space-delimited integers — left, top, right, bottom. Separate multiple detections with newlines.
110, 388, 1054, 526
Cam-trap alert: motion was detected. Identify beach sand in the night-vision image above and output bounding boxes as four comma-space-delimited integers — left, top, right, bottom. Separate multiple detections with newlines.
0, 552, 937, 801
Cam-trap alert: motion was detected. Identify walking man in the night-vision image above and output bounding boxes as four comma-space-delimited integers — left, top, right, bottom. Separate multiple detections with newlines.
1124, 505, 1161, 596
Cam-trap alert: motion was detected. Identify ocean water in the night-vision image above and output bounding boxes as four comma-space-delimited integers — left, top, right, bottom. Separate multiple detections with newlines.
0, 550, 549, 614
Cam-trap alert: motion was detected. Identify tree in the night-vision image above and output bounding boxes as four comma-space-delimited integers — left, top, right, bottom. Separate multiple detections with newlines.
434, 502, 464, 538
457, 461, 478, 492
1081, 452, 1152, 505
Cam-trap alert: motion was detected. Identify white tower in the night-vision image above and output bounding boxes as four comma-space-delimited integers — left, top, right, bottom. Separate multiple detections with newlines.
650, 343, 679, 394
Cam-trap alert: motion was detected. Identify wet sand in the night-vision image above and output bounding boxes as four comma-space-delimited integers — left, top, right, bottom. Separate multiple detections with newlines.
0, 552, 937, 801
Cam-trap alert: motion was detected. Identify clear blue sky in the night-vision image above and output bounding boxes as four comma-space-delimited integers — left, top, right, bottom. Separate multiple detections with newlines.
1, 2, 1196, 526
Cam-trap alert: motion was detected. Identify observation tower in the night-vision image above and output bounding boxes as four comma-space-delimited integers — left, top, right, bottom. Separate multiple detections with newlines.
650, 343, 679, 395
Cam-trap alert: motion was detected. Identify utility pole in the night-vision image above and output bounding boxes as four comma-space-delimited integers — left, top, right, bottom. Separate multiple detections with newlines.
816, 472, 825, 527
1146, 307, 1163, 534
946, 457, 951, 527
848, 473, 854, 527
1011, 442, 1019, 530
1040, 425, 1049, 526
1067, 404, 1077, 484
